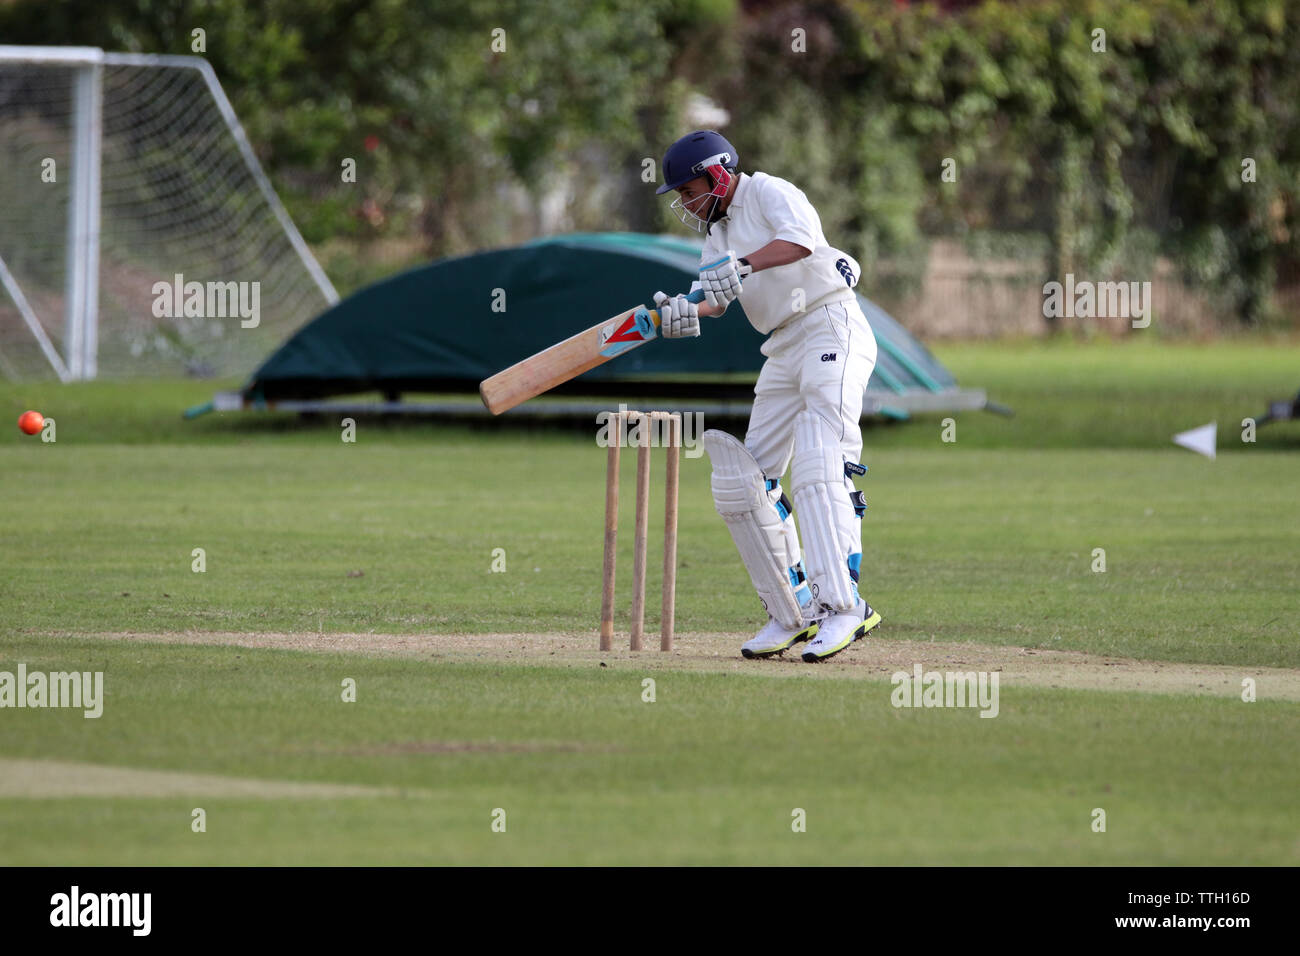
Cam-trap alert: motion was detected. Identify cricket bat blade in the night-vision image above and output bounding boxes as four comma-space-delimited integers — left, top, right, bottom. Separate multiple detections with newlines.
479, 289, 704, 415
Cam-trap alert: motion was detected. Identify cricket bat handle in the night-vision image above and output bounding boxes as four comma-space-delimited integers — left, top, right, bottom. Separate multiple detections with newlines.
648, 288, 707, 328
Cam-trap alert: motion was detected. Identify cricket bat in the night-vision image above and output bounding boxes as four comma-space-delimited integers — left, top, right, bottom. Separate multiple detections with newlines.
479, 289, 706, 415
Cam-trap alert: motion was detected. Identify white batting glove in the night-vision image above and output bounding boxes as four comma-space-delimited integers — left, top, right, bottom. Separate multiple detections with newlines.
653, 291, 700, 339
699, 250, 750, 310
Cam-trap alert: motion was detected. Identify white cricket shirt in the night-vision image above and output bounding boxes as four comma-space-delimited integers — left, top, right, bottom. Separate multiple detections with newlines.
692, 171, 860, 335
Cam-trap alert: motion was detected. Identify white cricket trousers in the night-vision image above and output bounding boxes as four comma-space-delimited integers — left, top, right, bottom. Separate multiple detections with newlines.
743, 297, 878, 478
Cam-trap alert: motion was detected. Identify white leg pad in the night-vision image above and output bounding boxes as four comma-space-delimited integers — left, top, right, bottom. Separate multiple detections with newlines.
703, 429, 805, 630
791, 411, 860, 612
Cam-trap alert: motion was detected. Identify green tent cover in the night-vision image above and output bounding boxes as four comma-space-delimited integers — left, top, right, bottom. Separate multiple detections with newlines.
243, 232, 955, 402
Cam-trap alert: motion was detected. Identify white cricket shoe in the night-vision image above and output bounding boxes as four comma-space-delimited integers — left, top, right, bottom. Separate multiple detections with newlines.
740, 616, 819, 659
801, 599, 882, 662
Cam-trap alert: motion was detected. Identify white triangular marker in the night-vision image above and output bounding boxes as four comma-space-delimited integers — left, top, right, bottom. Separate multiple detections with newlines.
1173, 422, 1216, 459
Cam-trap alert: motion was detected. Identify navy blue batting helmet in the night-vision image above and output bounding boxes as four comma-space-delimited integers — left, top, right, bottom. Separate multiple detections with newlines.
655, 130, 739, 195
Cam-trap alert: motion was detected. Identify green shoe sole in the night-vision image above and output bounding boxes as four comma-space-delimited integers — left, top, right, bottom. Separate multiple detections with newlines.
740, 621, 820, 659
801, 608, 883, 662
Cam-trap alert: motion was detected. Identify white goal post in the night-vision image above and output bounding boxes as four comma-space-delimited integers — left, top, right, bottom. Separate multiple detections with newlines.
0, 45, 339, 380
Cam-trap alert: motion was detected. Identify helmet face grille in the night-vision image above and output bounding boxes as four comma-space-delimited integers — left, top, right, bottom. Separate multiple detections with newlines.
668, 195, 708, 233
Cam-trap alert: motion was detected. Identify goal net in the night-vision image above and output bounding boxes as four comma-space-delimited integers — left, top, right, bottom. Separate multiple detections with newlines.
0, 46, 338, 381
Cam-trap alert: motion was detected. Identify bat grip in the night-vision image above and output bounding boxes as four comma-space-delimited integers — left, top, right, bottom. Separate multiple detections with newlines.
649, 288, 708, 329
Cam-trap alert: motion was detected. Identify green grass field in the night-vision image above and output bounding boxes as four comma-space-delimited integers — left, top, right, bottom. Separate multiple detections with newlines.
1, 340, 1298, 864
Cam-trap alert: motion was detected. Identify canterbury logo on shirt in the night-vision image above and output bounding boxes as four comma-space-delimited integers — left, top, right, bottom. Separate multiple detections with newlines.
836, 257, 857, 287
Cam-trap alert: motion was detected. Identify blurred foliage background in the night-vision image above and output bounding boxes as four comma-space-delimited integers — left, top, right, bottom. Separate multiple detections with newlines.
2, 0, 1298, 335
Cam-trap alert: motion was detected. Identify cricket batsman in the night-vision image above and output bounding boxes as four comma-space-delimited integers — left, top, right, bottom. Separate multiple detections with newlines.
652, 130, 882, 662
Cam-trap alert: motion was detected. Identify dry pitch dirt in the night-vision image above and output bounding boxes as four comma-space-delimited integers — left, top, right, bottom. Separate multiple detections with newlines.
61, 629, 1300, 701
0, 757, 405, 800
10, 630, 1295, 800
